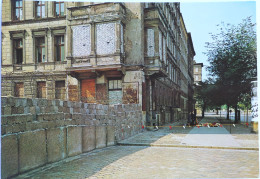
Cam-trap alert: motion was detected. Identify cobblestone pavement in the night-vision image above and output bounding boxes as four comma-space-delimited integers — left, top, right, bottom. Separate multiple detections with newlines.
14, 146, 258, 179
13, 116, 259, 179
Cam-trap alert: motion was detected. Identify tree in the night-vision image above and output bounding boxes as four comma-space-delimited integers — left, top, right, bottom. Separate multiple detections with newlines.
194, 80, 224, 118
205, 17, 256, 123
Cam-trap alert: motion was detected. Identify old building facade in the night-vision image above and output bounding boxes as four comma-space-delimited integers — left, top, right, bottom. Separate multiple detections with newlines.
193, 62, 203, 85
1, 2, 195, 126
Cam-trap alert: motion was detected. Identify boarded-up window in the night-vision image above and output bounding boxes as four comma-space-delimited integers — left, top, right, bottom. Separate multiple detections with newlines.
159, 30, 162, 60
147, 29, 154, 57
81, 79, 96, 103
37, 81, 46, 98
55, 81, 66, 100
72, 25, 91, 57
108, 79, 122, 105
96, 23, 116, 55
14, 82, 24, 97
163, 36, 166, 63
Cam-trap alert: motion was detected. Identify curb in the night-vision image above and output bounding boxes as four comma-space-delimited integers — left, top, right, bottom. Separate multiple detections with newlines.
117, 143, 259, 151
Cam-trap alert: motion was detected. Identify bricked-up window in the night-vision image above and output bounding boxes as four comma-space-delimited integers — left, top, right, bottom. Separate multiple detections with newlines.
37, 81, 46, 98
108, 79, 122, 104
35, 1, 45, 18
54, 35, 65, 62
55, 1, 64, 17
12, 0, 23, 21
55, 81, 66, 100
36, 37, 46, 63
14, 39, 23, 64
14, 82, 24, 97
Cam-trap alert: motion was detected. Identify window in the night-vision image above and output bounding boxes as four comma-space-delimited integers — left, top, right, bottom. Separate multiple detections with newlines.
195, 67, 198, 72
54, 35, 65, 62
195, 75, 199, 81
108, 79, 122, 90
13, 39, 23, 64
37, 81, 46, 98
35, 1, 46, 18
147, 29, 155, 57
55, 1, 64, 17
35, 37, 46, 63
13, 0, 23, 20
14, 82, 24, 97
55, 81, 65, 100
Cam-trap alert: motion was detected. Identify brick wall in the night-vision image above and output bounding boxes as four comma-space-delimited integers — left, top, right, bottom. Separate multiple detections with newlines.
1, 97, 142, 179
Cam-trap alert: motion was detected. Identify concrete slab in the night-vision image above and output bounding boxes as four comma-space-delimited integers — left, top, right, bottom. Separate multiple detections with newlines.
82, 126, 96, 152
96, 126, 106, 149
46, 128, 67, 163
19, 130, 47, 173
1, 135, 19, 179
67, 127, 82, 157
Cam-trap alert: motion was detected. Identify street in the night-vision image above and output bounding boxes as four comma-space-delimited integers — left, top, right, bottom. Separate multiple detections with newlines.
14, 116, 258, 179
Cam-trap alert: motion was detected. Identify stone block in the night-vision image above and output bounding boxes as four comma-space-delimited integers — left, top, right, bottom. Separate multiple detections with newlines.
2, 107, 12, 115
95, 126, 106, 149
46, 128, 67, 163
11, 107, 24, 114
15, 98, 27, 107
1, 97, 7, 107
19, 130, 47, 173
82, 126, 96, 152
67, 126, 82, 157
107, 126, 115, 146
1, 135, 19, 179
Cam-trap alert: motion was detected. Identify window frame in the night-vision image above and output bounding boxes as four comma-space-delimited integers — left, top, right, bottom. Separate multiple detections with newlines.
35, 37, 46, 63
37, 81, 47, 98
108, 78, 122, 91
35, 1, 46, 19
14, 82, 24, 97
13, 38, 23, 64
55, 80, 66, 100
12, 0, 23, 21
54, 35, 65, 62
54, 1, 65, 17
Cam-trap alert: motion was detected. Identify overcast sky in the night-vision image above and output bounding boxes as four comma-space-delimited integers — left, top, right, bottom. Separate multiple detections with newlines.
180, 1, 256, 80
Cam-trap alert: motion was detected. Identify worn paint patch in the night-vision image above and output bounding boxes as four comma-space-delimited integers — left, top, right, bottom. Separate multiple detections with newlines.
123, 82, 138, 104
68, 85, 79, 101
96, 84, 108, 104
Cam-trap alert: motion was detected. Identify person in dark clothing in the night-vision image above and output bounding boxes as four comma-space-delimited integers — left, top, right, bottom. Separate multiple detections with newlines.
191, 112, 196, 126
187, 112, 192, 126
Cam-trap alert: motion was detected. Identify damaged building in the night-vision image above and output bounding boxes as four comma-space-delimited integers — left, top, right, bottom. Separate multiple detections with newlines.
1, 2, 195, 126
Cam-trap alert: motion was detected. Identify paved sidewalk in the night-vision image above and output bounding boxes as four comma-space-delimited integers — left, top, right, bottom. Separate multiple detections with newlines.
13, 145, 259, 179
118, 117, 259, 150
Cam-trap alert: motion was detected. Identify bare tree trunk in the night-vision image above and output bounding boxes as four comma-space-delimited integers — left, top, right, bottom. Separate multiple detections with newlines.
234, 105, 238, 124
227, 105, 229, 120
202, 105, 205, 118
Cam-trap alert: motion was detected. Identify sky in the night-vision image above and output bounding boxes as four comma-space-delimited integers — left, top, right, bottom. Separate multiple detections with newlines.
180, 1, 256, 80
